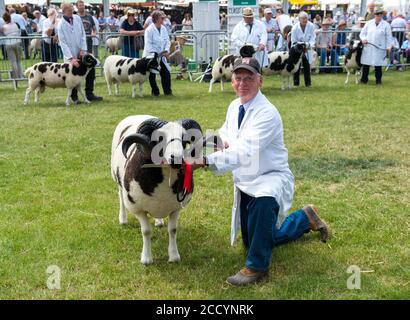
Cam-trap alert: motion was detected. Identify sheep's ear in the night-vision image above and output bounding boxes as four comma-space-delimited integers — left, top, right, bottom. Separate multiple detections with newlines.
122, 134, 150, 159
178, 119, 202, 134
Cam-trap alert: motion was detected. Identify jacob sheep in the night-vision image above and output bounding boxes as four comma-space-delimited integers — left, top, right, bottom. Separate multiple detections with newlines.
262, 43, 307, 90
344, 40, 364, 84
103, 53, 160, 98
111, 115, 221, 264
23, 53, 99, 106
29, 38, 41, 59
105, 37, 121, 55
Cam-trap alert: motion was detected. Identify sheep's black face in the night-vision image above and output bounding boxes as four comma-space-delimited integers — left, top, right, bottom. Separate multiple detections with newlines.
294, 43, 306, 55
82, 54, 99, 68
240, 45, 256, 58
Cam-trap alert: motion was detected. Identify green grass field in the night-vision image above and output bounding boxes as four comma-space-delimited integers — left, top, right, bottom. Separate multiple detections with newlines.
0, 71, 409, 299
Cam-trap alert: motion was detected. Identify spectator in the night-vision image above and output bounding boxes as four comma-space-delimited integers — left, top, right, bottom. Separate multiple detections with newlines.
291, 11, 316, 87
331, 20, 347, 73
9, 7, 29, 59
391, 13, 407, 46
97, 11, 106, 31
1, 12, 24, 79
313, 14, 322, 29
182, 13, 193, 31
119, 9, 144, 58
365, 2, 375, 21
351, 17, 366, 41
262, 7, 279, 52
136, 10, 144, 25
92, 13, 99, 58
275, 24, 292, 52
401, 32, 410, 63
143, 10, 172, 97
169, 34, 188, 77
0, 16, 6, 60
41, 8, 59, 62
316, 18, 333, 73
220, 12, 227, 31
75, 0, 102, 101
21, 12, 34, 34
143, 11, 153, 29
32, 10, 46, 35
163, 15, 172, 37
389, 36, 402, 71
106, 10, 119, 32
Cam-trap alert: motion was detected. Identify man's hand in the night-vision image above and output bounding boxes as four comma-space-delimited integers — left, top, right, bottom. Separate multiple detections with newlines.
258, 44, 265, 51
71, 58, 80, 68
362, 40, 369, 45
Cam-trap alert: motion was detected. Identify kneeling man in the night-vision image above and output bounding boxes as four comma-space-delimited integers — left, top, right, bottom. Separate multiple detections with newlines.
195, 57, 330, 286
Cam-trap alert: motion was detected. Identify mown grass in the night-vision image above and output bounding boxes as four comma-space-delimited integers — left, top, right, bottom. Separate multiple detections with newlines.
0, 70, 409, 299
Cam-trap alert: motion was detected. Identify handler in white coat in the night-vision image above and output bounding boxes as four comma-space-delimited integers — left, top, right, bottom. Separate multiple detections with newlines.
143, 10, 172, 96
231, 7, 268, 68
194, 57, 330, 286
359, 5, 393, 85
57, 2, 88, 104
290, 11, 316, 87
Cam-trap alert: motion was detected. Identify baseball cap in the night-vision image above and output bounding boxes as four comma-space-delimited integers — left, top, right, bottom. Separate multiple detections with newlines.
233, 57, 261, 75
264, 8, 272, 15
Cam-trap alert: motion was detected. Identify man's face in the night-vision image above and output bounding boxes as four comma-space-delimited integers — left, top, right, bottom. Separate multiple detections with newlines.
369, 4, 375, 12
265, 13, 272, 20
63, 6, 74, 17
232, 69, 262, 102
34, 13, 40, 19
77, 2, 85, 12
375, 12, 382, 22
300, 16, 308, 27
244, 16, 253, 25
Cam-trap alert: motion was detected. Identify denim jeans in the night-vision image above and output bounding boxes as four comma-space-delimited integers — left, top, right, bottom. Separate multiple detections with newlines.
240, 191, 311, 272
330, 47, 347, 73
317, 48, 328, 72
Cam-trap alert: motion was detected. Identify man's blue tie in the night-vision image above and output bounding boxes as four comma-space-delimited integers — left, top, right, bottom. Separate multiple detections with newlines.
238, 105, 245, 129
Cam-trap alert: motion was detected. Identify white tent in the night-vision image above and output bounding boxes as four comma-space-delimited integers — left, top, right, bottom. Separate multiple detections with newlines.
4, 0, 44, 4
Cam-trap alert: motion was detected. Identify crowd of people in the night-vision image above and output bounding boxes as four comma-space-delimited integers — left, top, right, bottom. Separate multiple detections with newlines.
0, 1, 409, 86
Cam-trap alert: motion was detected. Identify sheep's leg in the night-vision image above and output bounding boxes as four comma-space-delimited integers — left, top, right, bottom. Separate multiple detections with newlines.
106, 78, 113, 96
155, 219, 164, 227
135, 211, 153, 265
131, 82, 136, 98
34, 88, 39, 103
168, 211, 181, 263
115, 83, 119, 96
118, 188, 127, 225
281, 77, 285, 91
138, 82, 143, 97
287, 76, 291, 90
355, 70, 360, 84
221, 79, 225, 92
345, 70, 350, 85
66, 88, 72, 106
208, 78, 214, 93
77, 86, 90, 104
24, 87, 32, 105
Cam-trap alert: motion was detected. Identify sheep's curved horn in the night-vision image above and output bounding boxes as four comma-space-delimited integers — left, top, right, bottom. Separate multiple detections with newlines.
138, 118, 168, 137
122, 134, 150, 159
178, 118, 202, 133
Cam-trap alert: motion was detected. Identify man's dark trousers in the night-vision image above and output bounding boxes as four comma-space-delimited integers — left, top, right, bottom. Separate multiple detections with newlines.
240, 191, 311, 272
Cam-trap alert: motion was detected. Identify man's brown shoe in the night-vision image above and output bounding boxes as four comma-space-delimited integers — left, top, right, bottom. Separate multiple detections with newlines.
226, 267, 268, 286
303, 205, 330, 242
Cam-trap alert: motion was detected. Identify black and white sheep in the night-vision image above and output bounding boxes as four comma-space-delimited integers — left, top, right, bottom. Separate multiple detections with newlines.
111, 115, 206, 264
105, 37, 121, 55
23, 53, 99, 106
103, 54, 160, 98
344, 40, 364, 85
262, 43, 307, 90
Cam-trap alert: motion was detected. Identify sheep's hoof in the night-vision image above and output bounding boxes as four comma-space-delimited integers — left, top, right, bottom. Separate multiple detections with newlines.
168, 254, 181, 263
154, 219, 164, 227
141, 256, 154, 265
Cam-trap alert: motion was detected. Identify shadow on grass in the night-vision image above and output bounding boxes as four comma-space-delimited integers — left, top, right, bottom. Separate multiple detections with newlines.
290, 156, 396, 181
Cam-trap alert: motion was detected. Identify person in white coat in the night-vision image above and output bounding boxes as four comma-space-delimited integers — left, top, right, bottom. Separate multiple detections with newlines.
57, 2, 88, 104
360, 5, 393, 85
143, 10, 172, 96
290, 11, 316, 87
193, 57, 330, 286
231, 7, 268, 67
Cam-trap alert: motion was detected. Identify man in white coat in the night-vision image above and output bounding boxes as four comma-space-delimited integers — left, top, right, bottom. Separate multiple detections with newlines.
290, 11, 316, 87
360, 4, 393, 85
231, 7, 268, 68
143, 10, 172, 96
57, 2, 88, 104
194, 57, 330, 286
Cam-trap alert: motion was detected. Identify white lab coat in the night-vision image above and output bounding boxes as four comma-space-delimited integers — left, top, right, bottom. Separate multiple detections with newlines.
290, 21, 316, 64
360, 19, 393, 67
143, 23, 171, 70
231, 20, 268, 68
207, 91, 294, 245
57, 15, 87, 62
